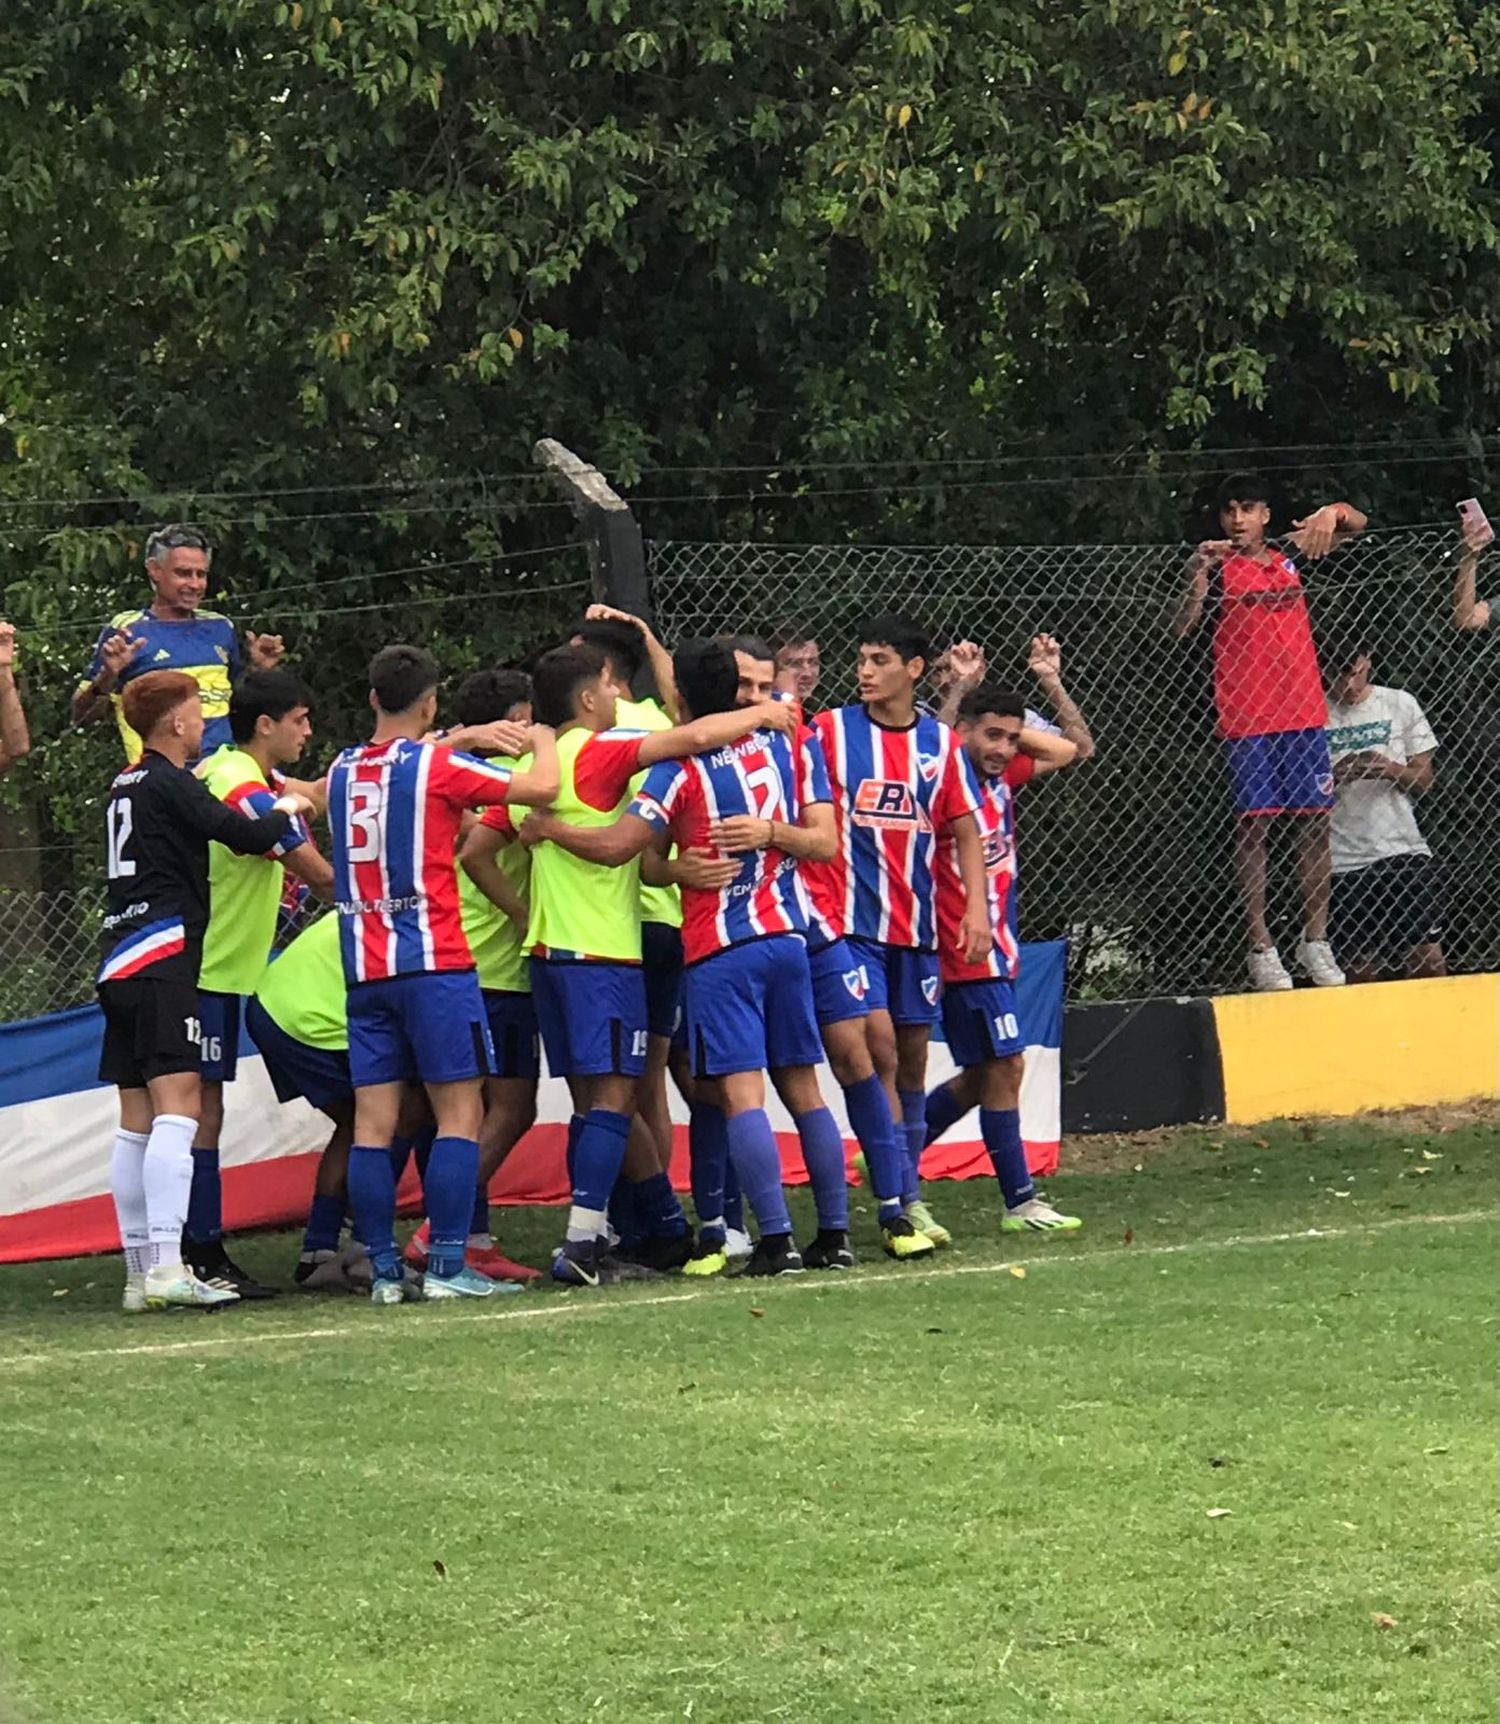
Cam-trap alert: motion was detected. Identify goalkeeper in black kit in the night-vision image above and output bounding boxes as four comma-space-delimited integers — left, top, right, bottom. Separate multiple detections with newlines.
96, 670, 315, 1314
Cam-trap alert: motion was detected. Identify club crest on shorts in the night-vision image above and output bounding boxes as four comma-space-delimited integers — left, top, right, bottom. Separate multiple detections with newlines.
920, 975, 939, 1006
842, 967, 867, 1001
1316, 772, 1335, 797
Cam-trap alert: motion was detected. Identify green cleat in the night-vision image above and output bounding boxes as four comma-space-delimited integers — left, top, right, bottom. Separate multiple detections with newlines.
1001, 1198, 1082, 1234
904, 1199, 952, 1249
880, 1214, 937, 1260
682, 1238, 729, 1278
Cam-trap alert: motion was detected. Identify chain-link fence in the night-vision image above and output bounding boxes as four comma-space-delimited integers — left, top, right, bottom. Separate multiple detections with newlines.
649, 528, 1499, 1000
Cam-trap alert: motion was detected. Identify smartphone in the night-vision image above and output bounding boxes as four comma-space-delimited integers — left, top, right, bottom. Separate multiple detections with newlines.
1458, 497, 1495, 548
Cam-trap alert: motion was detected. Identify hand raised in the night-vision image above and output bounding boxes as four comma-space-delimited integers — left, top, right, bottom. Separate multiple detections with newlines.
245, 630, 286, 669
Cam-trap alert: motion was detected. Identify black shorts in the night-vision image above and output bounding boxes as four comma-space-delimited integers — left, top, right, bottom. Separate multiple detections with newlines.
1330, 855, 1444, 962
98, 976, 203, 1089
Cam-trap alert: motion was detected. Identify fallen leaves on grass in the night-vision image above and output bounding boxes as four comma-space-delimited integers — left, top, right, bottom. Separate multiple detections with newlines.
433, 1560, 447, 1579
1423, 1445, 1450, 1456
1205, 1507, 1232, 1519
749, 1307, 765, 1319
1008, 1265, 1027, 1279
1123, 1227, 1135, 1245
1371, 1612, 1398, 1629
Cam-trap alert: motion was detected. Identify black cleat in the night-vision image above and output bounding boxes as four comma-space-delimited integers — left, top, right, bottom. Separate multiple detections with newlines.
620, 1232, 694, 1273
187, 1242, 279, 1300
737, 1233, 806, 1278
801, 1229, 855, 1271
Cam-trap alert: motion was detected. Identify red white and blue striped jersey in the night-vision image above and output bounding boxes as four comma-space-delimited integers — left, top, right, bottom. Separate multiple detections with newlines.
802, 706, 982, 951
328, 738, 515, 984
936, 753, 1034, 984
629, 729, 831, 965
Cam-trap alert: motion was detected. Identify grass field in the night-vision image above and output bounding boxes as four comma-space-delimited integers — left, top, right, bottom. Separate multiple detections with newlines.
0, 1107, 1494, 1724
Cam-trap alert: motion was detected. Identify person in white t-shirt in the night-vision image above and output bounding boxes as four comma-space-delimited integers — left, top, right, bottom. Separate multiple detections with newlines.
1323, 643, 1443, 982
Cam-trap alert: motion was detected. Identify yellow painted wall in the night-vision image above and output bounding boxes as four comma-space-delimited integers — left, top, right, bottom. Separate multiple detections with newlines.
1213, 973, 1499, 1123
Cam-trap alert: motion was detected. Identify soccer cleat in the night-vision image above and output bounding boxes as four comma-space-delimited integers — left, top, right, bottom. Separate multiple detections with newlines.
905, 1199, 952, 1248
1247, 945, 1294, 992
143, 1264, 241, 1310
723, 1226, 754, 1263
122, 1274, 148, 1314
738, 1234, 805, 1277
422, 1265, 517, 1300
1001, 1198, 1083, 1234
620, 1232, 694, 1274
370, 1274, 411, 1306
293, 1250, 353, 1293
341, 1242, 375, 1288
880, 1213, 938, 1260
552, 1239, 606, 1288
682, 1240, 729, 1278
1296, 938, 1346, 988
801, 1229, 855, 1271
467, 1243, 542, 1284
186, 1241, 278, 1300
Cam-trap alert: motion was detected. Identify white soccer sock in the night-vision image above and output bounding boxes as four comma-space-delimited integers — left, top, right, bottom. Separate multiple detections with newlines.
565, 1205, 607, 1244
142, 1113, 197, 1271
109, 1129, 151, 1277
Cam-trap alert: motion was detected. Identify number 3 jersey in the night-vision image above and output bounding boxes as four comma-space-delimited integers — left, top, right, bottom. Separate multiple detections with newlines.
801, 706, 982, 951
629, 728, 831, 965
327, 737, 516, 984
98, 750, 293, 985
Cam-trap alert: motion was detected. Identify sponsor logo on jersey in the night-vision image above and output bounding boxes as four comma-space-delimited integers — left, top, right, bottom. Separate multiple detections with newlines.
153, 648, 171, 662
920, 975, 939, 1006
852, 779, 918, 827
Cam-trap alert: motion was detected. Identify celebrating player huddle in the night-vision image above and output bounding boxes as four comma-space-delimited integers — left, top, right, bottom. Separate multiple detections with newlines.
97, 607, 1087, 1313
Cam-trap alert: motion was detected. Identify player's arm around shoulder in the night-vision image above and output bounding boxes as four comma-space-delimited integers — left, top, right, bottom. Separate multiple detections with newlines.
503, 724, 560, 806
638, 699, 795, 767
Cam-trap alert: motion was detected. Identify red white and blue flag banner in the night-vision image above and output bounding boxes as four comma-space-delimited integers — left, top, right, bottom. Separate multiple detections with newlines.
0, 941, 1065, 1264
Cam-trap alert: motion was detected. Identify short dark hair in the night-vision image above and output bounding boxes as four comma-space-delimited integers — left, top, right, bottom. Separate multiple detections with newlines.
857, 612, 930, 665
451, 668, 533, 729
229, 668, 312, 744
673, 638, 740, 719
720, 632, 776, 665
573, 617, 644, 686
1216, 471, 1273, 510
1319, 637, 1370, 675
369, 643, 440, 715
122, 670, 200, 741
956, 684, 1027, 725
532, 644, 607, 729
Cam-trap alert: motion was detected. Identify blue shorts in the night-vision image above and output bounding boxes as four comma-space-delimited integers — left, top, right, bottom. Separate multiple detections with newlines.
846, 938, 940, 1027
483, 989, 541, 1082
807, 938, 872, 1027
244, 997, 353, 1113
347, 970, 494, 1089
683, 935, 823, 1078
941, 978, 1025, 1070
642, 920, 685, 1041
531, 957, 648, 1079
1223, 728, 1336, 816
197, 990, 243, 1083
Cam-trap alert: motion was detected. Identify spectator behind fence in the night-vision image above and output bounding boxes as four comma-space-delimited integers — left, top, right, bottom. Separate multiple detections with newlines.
1322, 641, 1443, 983
773, 632, 821, 707
1174, 472, 1367, 993
1453, 501, 1494, 631
0, 620, 31, 775
71, 524, 288, 760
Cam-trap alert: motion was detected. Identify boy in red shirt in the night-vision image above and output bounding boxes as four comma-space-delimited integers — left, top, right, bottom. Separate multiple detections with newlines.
1175, 473, 1366, 992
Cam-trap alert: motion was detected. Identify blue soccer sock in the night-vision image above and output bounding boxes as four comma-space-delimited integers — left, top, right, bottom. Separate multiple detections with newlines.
567, 1109, 633, 1242
980, 1108, 1034, 1210
722, 1154, 745, 1235
565, 1113, 585, 1189
795, 1107, 850, 1231
347, 1144, 400, 1280
635, 1171, 689, 1238
425, 1136, 480, 1278
470, 1176, 491, 1241
924, 1079, 970, 1148
388, 1135, 415, 1184
413, 1127, 436, 1187
843, 1073, 905, 1221
301, 1192, 344, 1256
185, 1147, 222, 1245
689, 1102, 730, 1244
897, 1088, 928, 1204
725, 1109, 792, 1237
609, 1175, 644, 1250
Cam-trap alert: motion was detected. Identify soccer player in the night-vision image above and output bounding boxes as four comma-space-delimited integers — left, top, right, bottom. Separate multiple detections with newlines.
1174, 475, 1367, 990
184, 669, 334, 1297
486, 642, 793, 1287
525, 639, 846, 1276
98, 671, 309, 1312
329, 644, 559, 1304
923, 685, 1083, 1233
713, 634, 935, 1262
0, 619, 31, 774
73, 524, 287, 760
800, 614, 991, 1248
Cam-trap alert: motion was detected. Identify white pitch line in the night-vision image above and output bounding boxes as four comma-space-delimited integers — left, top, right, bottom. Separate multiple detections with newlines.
2, 1207, 1492, 1371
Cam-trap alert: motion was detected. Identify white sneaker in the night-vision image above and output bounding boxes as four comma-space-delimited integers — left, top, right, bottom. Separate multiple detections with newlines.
1247, 946, 1294, 991
724, 1226, 754, 1263
122, 1274, 148, 1314
1296, 938, 1346, 987
143, 1264, 240, 1309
